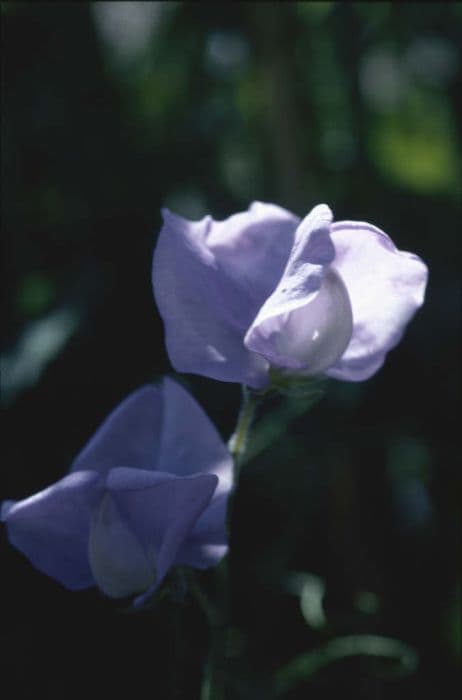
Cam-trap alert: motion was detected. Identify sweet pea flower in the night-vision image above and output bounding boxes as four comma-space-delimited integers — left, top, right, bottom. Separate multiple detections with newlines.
153, 203, 428, 389
2, 378, 232, 605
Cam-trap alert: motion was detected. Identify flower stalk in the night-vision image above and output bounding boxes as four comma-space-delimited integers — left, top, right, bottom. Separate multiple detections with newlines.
200, 386, 261, 699
228, 385, 261, 482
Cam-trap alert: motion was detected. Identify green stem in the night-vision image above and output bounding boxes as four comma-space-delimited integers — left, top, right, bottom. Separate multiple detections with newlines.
199, 560, 228, 700
201, 387, 261, 699
187, 570, 219, 629
200, 619, 227, 700
274, 634, 418, 695
201, 382, 325, 697
228, 386, 260, 482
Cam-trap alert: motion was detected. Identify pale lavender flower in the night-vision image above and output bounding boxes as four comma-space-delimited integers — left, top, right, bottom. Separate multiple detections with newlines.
2, 378, 232, 604
153, 203, 428, 388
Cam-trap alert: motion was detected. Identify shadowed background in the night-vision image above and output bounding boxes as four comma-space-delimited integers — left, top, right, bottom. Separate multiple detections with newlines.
1, 3, 461, 698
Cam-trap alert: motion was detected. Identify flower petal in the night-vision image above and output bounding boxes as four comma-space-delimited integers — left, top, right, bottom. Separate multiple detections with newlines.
153, 209, 270, 387
154, 378, 232, 570
206, 201, 299, 316
328, 221, 428, 381
70, 385, 163, 476
176, 543, 228, 570
157, 377, 232, 495
245, 205, 353, 374
1, 500, 16, 520
174, 492, 229, 569
88, 493, 156, 598
291, 204, 336, 265
106, 467, 218, 587
3, 471, 103, 590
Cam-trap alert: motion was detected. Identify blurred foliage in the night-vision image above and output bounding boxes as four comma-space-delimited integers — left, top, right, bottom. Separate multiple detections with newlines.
1, 2, 461, 699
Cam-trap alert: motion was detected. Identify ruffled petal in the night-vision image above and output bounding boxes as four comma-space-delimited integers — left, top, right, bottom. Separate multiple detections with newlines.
153, 209, 270, 388
3, 471, 104, 590
327, 221, 428, 381
70, 385, 163, 476
245, 205, 353, 374
157, 377, 232, 495
106, 467, 218, 588
206, 201, 299, 316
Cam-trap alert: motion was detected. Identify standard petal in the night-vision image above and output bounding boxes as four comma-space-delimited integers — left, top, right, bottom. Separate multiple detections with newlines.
175, 543, 228, 570
1, 500, 16, 520
206, 201, 299, 316
70, 385, 163, 476
174, 492, 229, 569
155, 380, 232, 569
245, 205, 353, 374
327, 221, 428, 381
4, 471, 104, 590
107, 467, 218, 586
153, 209, 269, 388
157, 377, 233, 496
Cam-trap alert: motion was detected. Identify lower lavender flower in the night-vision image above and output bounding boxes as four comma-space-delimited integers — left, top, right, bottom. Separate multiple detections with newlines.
2, 378, 232, 605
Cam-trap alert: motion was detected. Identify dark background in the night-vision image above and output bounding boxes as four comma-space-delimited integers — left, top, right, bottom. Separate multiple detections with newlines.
1, 3, 460, 698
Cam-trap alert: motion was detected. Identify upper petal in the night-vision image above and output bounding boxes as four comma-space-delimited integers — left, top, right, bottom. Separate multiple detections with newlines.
152, 208, 271, 388
157, 377, 232, 496
156, 378, 232, 571
70, 385, 163, 476
174, 542, 228, 570
174, 492, 229, 570
245, 205, 353, 374
206, 201, 299, 315
3, 471, 104, 590
327, 221, 428, 381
